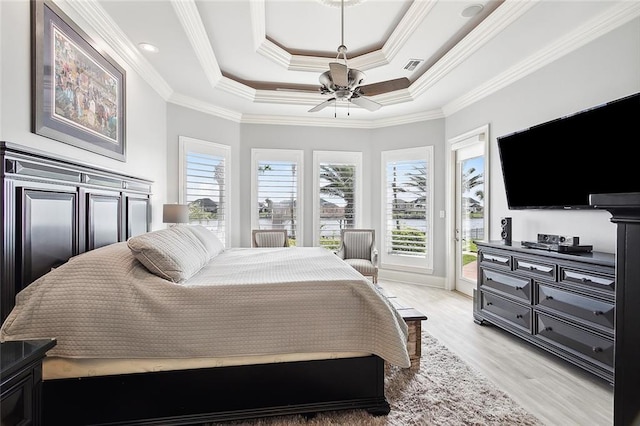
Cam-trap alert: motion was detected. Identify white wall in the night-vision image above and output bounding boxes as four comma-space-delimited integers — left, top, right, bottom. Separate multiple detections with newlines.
0, 0, 168, 230
446, 18, 640, 254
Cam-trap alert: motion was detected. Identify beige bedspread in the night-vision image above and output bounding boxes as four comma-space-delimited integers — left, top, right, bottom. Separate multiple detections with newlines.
1, 243, 410, 368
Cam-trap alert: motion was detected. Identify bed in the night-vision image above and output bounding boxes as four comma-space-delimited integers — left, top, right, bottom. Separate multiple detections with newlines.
0, 143, 410, 425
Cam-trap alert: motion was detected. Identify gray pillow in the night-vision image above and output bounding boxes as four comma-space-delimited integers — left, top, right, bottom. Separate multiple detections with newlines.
185, 225, 225, 259
127, 226, 209, 282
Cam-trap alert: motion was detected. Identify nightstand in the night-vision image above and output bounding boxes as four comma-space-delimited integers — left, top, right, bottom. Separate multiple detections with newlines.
1, 339, 57, 426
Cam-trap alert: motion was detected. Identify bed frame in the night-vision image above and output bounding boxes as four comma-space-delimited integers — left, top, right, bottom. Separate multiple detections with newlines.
1, 142, 390, 425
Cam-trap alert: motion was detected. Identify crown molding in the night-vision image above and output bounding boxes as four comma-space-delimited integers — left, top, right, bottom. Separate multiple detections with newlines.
59, 0, 639, 130
217, 77, 257, 102
381, 0, 438, 61
170, 0, 222, 88
169, 93, 242, 123
374, 89, 417, 106
254, 90, 322, 106
411, 0, 538, 98
241, 107, 443, 129
58, 0, 173, 100
369, 109, 445, 129
241, 114, 374, 129
442, 1, 640, 116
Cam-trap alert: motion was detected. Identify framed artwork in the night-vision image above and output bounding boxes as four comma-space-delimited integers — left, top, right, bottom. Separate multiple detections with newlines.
32, 0, 126, 161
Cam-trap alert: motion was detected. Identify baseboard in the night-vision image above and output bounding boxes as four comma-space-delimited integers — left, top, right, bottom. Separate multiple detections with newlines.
379, 269, 445, 288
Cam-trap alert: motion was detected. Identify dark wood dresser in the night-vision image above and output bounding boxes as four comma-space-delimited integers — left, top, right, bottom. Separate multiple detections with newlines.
1, 339, 57, 425
474, 240, 615, 383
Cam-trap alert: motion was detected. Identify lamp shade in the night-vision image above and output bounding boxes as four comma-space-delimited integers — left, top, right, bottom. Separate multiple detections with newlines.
163, 204, 189, 224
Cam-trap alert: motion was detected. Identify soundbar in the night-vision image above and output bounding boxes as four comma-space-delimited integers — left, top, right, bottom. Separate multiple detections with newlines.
521, 241, 593, 253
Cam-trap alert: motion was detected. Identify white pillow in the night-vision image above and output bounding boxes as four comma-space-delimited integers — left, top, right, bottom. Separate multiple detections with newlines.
185, 225, 225, 259
127, 226, 209, 282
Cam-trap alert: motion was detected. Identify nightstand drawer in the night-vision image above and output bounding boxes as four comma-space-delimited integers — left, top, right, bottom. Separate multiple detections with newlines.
480, 269, 531, 302
1, 374, 33, 426
481, 291, 531, 332
536, 284, 614, 332
536, 313, 613, 369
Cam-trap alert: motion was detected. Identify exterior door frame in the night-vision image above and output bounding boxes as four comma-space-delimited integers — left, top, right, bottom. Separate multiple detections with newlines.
445, 124, 490, 292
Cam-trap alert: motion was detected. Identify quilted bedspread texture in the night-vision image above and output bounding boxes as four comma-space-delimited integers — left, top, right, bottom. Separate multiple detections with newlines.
0, 243, 410, 368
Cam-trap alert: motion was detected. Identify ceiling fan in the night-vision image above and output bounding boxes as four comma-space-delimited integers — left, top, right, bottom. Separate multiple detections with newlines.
308, 0, 383, 114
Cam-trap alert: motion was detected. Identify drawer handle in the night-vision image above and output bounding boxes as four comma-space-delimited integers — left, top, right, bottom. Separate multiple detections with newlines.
516, 314, 523, 319
581, 277, 593, 284
515, 286, 523, 291
486, 277, 493, 281
544, 327, 553, 332
593, 310, 604, 316
592, 347, 603, 353
545, 296, 554, 300
486, 302, 493, 306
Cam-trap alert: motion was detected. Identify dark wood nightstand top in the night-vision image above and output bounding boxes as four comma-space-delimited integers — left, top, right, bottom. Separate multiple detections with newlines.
1, 339, 57, 381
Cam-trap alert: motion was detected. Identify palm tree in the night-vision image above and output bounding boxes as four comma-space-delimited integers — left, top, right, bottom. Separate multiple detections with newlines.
319, 164, 355, 229
462, 167, 484, 202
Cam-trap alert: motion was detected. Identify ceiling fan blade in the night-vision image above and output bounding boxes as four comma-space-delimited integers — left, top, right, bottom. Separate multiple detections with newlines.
329, 62, 349, 87
358, 77, 411, 96
308, 98, 336, 112
350, 96, 382, 112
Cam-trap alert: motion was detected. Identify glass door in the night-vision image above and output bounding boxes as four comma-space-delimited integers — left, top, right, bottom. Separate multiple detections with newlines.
449, 126, 488, 297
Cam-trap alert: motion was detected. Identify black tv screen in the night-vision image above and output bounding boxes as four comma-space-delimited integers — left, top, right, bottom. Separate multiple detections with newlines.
497, 92, 640, 210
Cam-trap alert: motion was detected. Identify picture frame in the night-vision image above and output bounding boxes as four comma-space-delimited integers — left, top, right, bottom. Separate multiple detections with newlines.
32, 0, 126, 162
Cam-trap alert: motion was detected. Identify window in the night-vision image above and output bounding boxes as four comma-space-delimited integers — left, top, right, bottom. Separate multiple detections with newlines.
381, 147, 433, 272
251, 149, 303, 246
179, 136, 231, 247
313, 151, 362, 249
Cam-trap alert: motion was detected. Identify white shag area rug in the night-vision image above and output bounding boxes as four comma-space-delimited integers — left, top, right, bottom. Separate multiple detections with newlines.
218, 332, 543, 425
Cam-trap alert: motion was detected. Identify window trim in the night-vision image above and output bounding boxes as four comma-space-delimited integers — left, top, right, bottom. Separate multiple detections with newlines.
178, 136, 231, 248
380, 146, 434, 273
250, 149, 304, 246
312, 150, 363, 247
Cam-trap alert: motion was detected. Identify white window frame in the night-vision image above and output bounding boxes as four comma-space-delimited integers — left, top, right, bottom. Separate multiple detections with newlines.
380, 146, 434, 273
312, 151, 363, 247
250, 149, 304, 246
178, 136, 231, 248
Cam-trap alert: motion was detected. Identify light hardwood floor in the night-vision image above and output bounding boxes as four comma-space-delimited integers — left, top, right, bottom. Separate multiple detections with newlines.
378, 280, 613, 426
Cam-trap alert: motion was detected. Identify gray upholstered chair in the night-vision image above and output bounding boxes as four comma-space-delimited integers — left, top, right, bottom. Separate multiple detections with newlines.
252, 229, 289, 248
335, 229, 378, 283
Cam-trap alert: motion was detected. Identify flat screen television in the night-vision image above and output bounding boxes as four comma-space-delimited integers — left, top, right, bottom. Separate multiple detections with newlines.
497, 92, 640, 210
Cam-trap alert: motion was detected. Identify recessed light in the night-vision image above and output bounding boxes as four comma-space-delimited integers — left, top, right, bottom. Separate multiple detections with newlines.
138, 42, 159, 53
461, 4, 484, 18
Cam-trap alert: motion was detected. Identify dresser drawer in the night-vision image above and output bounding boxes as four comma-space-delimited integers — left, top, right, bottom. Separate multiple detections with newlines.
536, 284, 614, 333
481, 291, 531, 332
480, 269, 531, 302
559, 267, 615, 293
479, 251, 511, 270
536, 313, 614, 369
513, 257, 556, 280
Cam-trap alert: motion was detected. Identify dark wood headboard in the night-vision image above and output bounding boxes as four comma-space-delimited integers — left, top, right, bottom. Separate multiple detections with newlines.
1, 141, 153, 322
